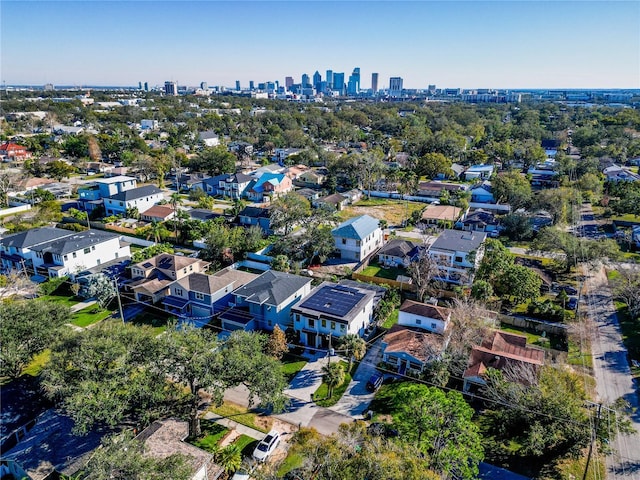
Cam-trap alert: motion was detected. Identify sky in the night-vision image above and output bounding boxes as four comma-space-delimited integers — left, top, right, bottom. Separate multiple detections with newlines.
1, 1, 639, 89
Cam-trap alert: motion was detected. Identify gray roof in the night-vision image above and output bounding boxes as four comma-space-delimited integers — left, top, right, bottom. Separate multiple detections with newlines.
32, 229, 120, 256
332, 215, 380, 240
377, 239, 420, 258
293, 281, 376, 324
225, 172, 253, 184
429, 229, 487, 253
0, 227, 72, 249
233, 270, 311, 306
108, 185, 162, 201
176, 269, 257, 295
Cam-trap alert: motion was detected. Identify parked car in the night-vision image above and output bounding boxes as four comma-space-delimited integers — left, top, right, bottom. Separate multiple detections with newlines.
252, 430, 281, 462
366, 373, 384, 393
559, 285, 578, 295
567, 296, 578, 310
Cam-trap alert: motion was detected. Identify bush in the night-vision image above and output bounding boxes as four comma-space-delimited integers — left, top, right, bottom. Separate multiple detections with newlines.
38, 276, 69, 296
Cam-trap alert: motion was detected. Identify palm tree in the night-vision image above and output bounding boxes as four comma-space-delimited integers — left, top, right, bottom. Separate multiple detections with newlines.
213, 444, 242, 476
340, 334, 367, 372
321, 362, 345, 399
145, 220, 167, 243
169, 192, 183, 241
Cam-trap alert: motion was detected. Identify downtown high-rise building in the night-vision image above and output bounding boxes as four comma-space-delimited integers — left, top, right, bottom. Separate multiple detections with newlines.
301, 73, 311, 88
164, 81, 178, 96
313, 71, 322, 91
371, 73, 379, 94
249, 80, 255, 90
285, 76, 294, 90
347, 67, 360, 95
389, 77, 403, 97
235, 80, 241, 91
332, 72, 345, 95
326, 70, 333, 89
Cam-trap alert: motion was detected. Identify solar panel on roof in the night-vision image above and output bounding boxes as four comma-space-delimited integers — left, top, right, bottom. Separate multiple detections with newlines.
142, 262, 153, 268
299, 286, 365, 318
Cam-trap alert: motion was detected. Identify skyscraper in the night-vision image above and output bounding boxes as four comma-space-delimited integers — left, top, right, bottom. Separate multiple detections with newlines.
332, 72, 345, 95
389, 77, 403, 97
313, 71, 322, 92
249, 80, 255, 91
164, 81, 178, 96
301, 73, 311, 88
235, 80, 241, 91
347, 67, 361, 95
144, 82, 149, 92
371, 73, 379, 94
326, 70, 333, 89
200, 81, 208, 90
285, 76, 294, 90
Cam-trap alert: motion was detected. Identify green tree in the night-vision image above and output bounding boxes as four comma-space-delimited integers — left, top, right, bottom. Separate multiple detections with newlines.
0, 300, 70, 379
191, 146, 236, 176
491, 171, 532, 209
321, 362, 345, 399
470, 279, 493, 301
339, 334, 367, 372
79, 432, 193, 480
84, 273, 116, 308
396, 384, 483, 480
266, 325, 289, 360
269, 193, 311, 235
270, 254, 290, 272
501, 213, 533, 241
45, 159, 75, 180
415, 152, 452, 179
212, 443, 243, 476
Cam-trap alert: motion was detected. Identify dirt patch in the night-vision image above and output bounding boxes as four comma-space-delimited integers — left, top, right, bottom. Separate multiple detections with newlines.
342, 202, 424, 226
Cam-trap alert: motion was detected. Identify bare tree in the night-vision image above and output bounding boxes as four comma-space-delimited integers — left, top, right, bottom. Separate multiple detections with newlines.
610, 268, 640, 319
0, 270, 36, 300
407, 250, 438, 302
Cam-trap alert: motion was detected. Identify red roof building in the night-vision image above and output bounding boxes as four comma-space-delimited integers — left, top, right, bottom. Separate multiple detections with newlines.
0, 142, 32, 161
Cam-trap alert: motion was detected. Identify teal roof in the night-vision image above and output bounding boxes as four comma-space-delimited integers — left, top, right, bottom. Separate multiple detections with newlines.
332, 215, 380, 240
250, 173, 285, 193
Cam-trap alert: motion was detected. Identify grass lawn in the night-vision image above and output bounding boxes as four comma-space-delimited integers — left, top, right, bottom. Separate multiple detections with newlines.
360, 262, 405, 280
381, 309, 399, 329
281, 353, 307, 383
312, 360, 353, 407
555, 451, 606, 480
70, 305, 112, 327
613, 301, 640, 376
130, 311, 173, 335
22, 350, 51, 377
209, 402, 272, 433
277, 452, 304, 476
612, 213, 640, 223
190, 420, 230, 452
235, 434, 258, 457
39, 293, 81, 309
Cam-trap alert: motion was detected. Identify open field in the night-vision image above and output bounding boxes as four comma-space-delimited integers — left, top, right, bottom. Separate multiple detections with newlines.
339, 199, 424, 225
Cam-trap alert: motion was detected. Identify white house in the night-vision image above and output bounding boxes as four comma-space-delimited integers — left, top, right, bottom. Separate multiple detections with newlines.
603, 165, 640, 182
198, 130, 220, 147
104, 185, 164, 216
331, 215, 383, 261
463, 164, 494, 181
398, 299, 451, 334
0, 227, 130, 278
428, 229, 487, 285
140, 119, 159, 130
292, 282, 378, 348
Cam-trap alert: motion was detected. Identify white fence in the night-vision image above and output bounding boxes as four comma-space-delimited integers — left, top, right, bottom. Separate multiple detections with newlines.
0, 204, 32, 216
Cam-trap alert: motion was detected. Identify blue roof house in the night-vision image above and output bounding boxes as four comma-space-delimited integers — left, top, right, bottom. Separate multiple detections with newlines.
331, 214, 384, 261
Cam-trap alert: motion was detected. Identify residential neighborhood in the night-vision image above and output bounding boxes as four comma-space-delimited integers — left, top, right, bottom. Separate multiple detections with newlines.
1, 81, 640, 480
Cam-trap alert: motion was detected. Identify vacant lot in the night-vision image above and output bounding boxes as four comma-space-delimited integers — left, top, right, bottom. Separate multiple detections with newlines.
340, 199, 425, 226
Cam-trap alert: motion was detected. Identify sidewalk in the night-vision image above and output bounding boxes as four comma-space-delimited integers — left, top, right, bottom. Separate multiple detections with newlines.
201, 411, 265, 441
69, 299, 96, 313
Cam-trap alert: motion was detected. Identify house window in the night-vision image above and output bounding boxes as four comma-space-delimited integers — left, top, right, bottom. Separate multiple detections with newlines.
431, 322, 437, 329
455, 256, 463, 263
84, 248, 91, 254
321, 319, 326, 328
342, 238, 346, 245
175, 288, 183, 296
194, 292, 205, 301
63, 255, 68, 261
189, 265, 193, 271
331, 321, 335, 330
183, 268, 187, 274
416, 319, 422, 325
96, 259, 101, 265
119, 202, 124, 206
309, 318, 315, 328
356, 240, 361, 247
92, 246, 95, 251
73, 252, 77, 258
340, 324, 346, 332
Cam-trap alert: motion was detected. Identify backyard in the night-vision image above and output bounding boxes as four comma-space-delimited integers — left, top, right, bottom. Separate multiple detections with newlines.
339, 198, 425, 226
360, 261, 406, 281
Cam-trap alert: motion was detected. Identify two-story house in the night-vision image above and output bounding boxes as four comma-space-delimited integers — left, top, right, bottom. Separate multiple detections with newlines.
104, 185, 164, 216
162, 267, 258, 327
202, 174, 230, 196
332, 215, 383, 261
218, 173, 253, 199
292, 282, 378, 349
0, 142, 32, 162
463, 164, 495, 181
470, 181, 495, 204
77, 175, 138, 212
381, 300, 452, 375
219, 270, 312, 333
245, 173, 293, 203
128, 254, 210, 304
0, 227, 130, 278
427, 229, 486, 285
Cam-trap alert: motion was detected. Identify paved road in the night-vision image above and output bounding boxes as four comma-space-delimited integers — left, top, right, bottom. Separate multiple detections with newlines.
581, 203, 640, 479
329, 340, 382, 417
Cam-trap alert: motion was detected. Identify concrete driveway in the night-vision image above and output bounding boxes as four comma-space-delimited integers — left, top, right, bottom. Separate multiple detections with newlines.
329, 340, 383, 418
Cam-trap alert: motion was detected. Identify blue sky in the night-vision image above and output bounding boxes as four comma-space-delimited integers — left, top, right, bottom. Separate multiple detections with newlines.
2, 1, 638, 89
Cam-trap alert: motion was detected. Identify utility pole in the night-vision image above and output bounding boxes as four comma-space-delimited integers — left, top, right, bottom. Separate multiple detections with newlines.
583, 402, 602, 480
327, 333, 332, 366
113, 277, 125, 323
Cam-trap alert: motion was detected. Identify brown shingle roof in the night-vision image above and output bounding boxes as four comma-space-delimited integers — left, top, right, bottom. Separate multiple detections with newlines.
399, 299, 451, 322
383, 324, 446, 363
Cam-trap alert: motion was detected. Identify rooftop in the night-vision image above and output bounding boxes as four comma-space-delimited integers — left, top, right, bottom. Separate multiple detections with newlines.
108, 184, 163, 202
399, 299, 451, 322
383, 324, 447, 363
332, 214, 380, 240
429, 229, 487, 253
377, 239, 421, 258
233, 270, 311, 306
133, 253, 208, 273
294, 281, 376, 324
95, 175, 136, 184
421, 204, 462, 222
175, 268, 258, 295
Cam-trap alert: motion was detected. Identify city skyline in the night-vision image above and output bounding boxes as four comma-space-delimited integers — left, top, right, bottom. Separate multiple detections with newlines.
1, 1, 638, 89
